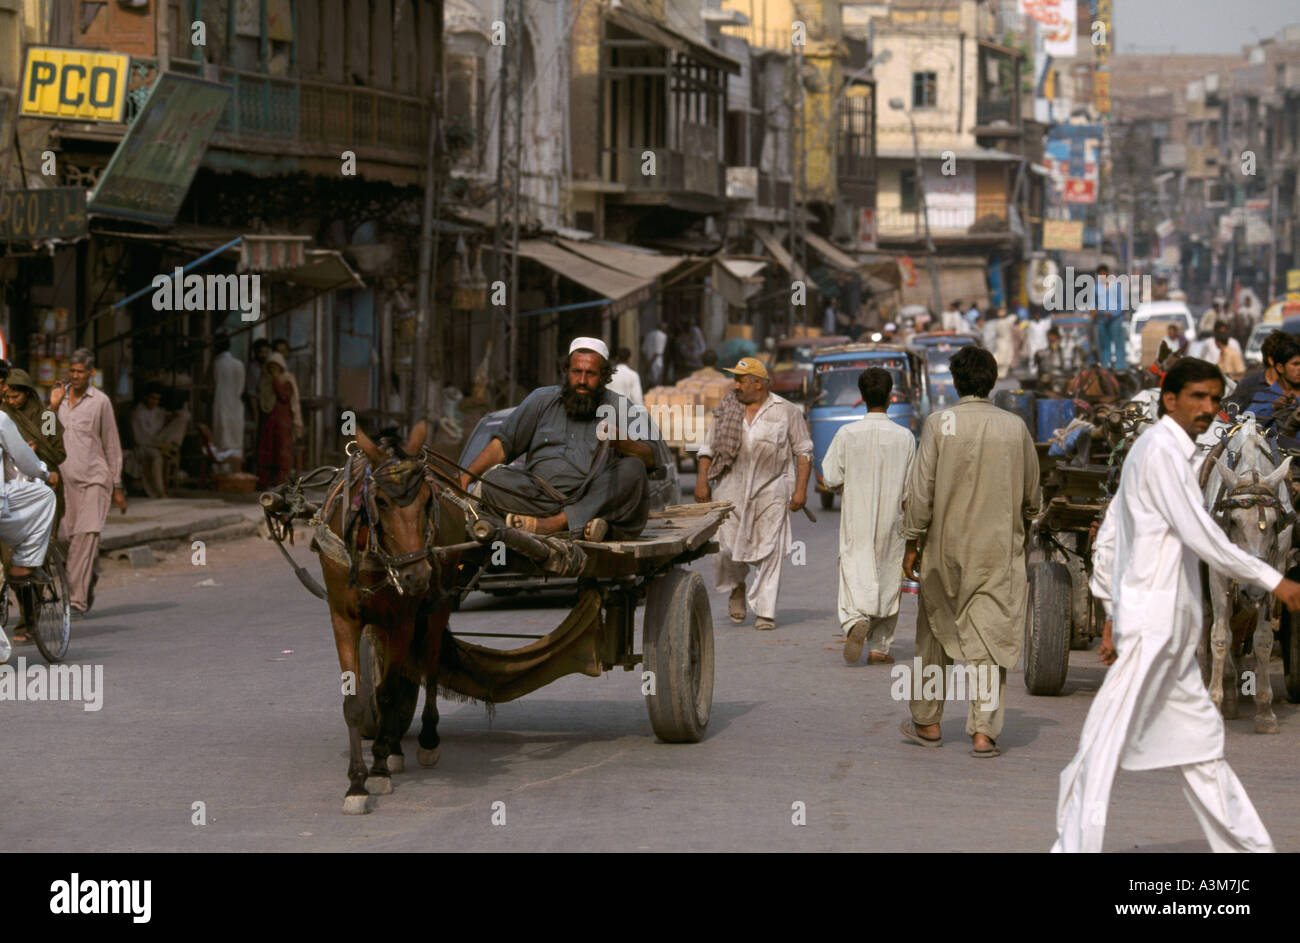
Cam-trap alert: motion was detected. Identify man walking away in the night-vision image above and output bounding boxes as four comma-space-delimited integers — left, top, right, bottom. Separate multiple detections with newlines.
1094, 265, 1127, 371
900, 346, 1040, 756
822, 368, 914, 664
642, 326, 668, 387
211, 333, 245, 475
607, 347, 644, 406
695, 358, 813, 631
54, 348, 125, 618
1053, 358, 1300, 852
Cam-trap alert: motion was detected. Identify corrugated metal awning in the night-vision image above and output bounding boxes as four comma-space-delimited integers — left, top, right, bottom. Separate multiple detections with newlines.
556, 238, 689, 281
752, 225, 805, 283
804, 232, 861, 273
516, 239, 652, 314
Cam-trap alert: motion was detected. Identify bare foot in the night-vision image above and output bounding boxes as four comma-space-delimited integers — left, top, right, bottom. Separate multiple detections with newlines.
535, 512, 568, 536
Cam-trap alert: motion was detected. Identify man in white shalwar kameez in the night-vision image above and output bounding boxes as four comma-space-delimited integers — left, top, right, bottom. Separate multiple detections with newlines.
695, 358, 813, 631
1053, 358, 1300, 853
822, 368, 915, 664
212, 335, 245, 474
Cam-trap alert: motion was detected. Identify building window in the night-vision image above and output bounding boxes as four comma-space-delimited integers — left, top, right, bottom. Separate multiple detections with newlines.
838, 90, 873, 180
911, 72, 937, 109
900, 170, 918, 212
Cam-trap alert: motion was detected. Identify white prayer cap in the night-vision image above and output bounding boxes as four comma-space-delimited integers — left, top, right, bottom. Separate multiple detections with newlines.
569, 336, 609, 360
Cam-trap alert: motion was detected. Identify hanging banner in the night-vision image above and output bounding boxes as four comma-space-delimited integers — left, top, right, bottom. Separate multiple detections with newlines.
1042, 220, 1084, 250
88, 73, 232, 223
1020, 0, 1076, 58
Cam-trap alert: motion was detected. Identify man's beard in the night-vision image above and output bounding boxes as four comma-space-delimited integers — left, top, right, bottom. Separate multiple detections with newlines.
561, 380, 604, 421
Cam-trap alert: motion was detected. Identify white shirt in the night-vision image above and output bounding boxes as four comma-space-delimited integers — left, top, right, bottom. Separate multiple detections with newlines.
607, 363, 644, 407
0, 412, 50, 512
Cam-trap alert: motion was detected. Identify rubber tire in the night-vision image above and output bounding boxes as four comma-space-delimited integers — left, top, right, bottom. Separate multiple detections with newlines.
643, 568, 714, 743
1024, 560, 1071, 696
357, 627, 417, 740
31, 553, 71, 664
820, 490, 835, 510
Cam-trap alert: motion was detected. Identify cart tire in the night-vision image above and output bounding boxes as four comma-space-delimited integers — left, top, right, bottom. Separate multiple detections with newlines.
357, 627, 417, 740
1024, 561, 1071, 696
643, 568, 714, 743
820, 490, 835, 511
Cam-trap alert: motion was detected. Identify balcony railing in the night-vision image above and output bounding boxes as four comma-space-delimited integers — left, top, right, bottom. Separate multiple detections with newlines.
975, 97, 1016, 127
602, 147, 723, 198
122, 59, 427, 163
877, 205, 1011, 237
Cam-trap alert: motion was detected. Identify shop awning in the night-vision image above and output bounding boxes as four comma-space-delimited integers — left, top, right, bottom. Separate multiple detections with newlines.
516, 239, 653, 314
712, 258, 766, 308
262, 250, 364, 290
606, 8, 741, 75
556, 238, 689, 281
804, 232, 861, 273
752, 225, 806, 283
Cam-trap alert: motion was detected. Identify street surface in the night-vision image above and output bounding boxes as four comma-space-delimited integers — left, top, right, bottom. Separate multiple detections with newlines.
4, 492, 1298, 852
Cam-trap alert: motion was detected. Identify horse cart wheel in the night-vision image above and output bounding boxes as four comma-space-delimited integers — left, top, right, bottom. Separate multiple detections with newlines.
1024, 561, 1071, 696
358, 627, 417, 740
642, 568, 714, 743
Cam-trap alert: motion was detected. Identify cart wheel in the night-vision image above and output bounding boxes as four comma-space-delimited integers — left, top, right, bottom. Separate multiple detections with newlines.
1024, 561, 1071, 696
819, 490, 835, 511
643, 568, 714, 743
357, 627, 417, 740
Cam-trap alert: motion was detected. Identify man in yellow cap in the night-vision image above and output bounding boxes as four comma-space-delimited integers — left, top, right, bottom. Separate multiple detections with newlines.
695, 357, 813, 630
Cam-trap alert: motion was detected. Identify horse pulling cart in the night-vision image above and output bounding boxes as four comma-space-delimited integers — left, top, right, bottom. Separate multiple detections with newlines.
359, 499, 732, 746
262, 424, 730, 812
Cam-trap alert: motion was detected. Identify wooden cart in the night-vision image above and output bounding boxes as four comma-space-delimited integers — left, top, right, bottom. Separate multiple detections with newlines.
1023, 453, 1113, 697
357, 502, 733, 744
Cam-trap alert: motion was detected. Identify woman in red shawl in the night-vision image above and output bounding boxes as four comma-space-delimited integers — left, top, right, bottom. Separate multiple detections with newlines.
256, 353, 301, 488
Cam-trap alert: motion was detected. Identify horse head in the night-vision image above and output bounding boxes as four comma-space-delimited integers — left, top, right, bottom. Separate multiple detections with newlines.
1213, 446, 1292, 602
355, 421, 436, 596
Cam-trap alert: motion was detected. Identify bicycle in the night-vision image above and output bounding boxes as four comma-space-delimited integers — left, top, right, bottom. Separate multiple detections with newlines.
1, 542, 72, 663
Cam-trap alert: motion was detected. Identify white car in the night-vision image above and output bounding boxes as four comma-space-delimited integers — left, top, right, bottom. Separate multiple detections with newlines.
1126, 301, 1197, 366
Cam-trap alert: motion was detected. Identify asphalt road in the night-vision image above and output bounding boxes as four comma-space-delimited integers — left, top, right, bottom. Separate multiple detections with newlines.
4, 495, 1298, 852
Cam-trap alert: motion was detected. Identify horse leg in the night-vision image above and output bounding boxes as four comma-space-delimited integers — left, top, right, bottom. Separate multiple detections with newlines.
1208, 575, 1231, 717
418, 602, 452, 767
365, 658, 397, 794
1222, 646, 1239, 720
378, 670, 419, 776
329, 603, 370, 815
1254, 607, 1278, 734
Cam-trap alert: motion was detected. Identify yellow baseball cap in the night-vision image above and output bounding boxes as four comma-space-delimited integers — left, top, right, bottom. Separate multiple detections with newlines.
724, 357, 770, 380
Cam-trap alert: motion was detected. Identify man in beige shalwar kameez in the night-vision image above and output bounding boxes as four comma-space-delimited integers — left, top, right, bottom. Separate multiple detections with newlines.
695, 358, 813, 631
53, 349, 125, 617
901, 346, 1040, 756
821, 368, 915, 664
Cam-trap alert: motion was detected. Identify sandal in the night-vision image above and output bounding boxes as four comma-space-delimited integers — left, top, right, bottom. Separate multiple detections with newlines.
11, 628, 31, 644
582, 518, 609, 541
900, 719, 943, 748
970, 740, 1000, 758
505, 513, 539, 533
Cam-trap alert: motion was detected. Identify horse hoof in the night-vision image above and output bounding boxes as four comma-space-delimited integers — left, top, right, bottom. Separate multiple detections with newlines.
387, 754, 405, 773
1256, 718, 1279, 735
366, 775, 393, 795
343, 794, 370, 815
418, 746, 441, 767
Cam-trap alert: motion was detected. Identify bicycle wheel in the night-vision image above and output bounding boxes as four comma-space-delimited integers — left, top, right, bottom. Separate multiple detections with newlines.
32, 551, 71, 664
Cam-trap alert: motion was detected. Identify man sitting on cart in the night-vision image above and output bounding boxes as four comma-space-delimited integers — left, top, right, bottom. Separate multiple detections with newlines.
459, 337, 655, 541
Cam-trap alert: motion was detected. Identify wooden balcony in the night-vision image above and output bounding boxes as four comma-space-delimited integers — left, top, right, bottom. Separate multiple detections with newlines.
601, 146, 724, 207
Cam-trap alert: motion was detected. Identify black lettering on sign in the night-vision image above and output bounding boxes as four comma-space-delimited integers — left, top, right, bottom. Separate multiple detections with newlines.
27, 62, 57, 102
88, 67, 117, 108
58, 64, 87, 107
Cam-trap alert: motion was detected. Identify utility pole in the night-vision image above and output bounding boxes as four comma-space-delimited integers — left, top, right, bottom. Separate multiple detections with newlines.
491, 0, 524, 407
1269, 181, 1279, 302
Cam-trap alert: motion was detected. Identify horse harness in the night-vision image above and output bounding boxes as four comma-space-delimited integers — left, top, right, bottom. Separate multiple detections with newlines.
310, 447, 445, 599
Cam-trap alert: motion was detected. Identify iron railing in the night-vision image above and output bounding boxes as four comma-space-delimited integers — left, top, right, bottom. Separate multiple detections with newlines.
602, 147, 723, 197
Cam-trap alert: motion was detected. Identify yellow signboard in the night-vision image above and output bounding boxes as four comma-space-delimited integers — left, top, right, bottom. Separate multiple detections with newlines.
20, 47, 130, 123
1042, 219, 1085, 251
1288, 269, 1300, 292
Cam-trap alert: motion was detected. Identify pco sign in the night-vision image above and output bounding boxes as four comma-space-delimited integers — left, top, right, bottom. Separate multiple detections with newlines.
20, 47, 130, 123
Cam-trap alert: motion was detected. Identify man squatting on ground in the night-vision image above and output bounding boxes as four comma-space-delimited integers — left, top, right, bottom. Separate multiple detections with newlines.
1053, 357, 1300, 853
694, 357, 813, 632
821, 367, 915, 664
459, 337, 654, 542
899, 346, 1040, 758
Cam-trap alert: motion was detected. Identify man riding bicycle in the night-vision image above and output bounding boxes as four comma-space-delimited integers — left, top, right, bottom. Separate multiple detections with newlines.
0, 384, 57, 585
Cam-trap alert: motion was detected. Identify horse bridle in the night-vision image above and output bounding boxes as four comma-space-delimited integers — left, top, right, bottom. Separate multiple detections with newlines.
351, 448, 443, 597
